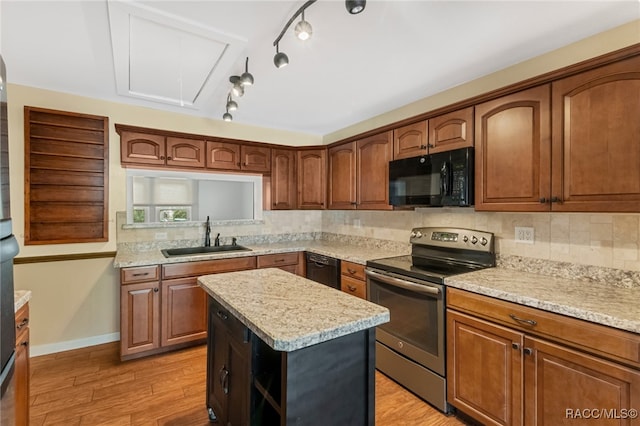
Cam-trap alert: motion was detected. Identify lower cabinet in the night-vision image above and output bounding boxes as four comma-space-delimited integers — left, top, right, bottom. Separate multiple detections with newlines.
257, 252, 304, 276
15, 303, 30, 426
340, 260, 366, 299
447, 288, 640, 426
120, 257, 256, 360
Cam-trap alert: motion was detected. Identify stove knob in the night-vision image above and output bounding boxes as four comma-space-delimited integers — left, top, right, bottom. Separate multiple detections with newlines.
410, 231, 417, 238
471, 236, 478, 244
415, 231, 423, 238
481, 237, 488, 246
463, 235, 469, 243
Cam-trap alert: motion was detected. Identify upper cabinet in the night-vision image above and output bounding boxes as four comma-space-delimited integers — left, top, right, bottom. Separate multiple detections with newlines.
428, 106, 474, 154
476, 54, 640, 212
328, 131, 393, 210
550, 55, 640, 212
474, 85, 551, 211
393, 121, 428, 160
297, 148, 326, 209
121, 131, 205, 169
206, 141, 271, 173
271, 148, 297, 210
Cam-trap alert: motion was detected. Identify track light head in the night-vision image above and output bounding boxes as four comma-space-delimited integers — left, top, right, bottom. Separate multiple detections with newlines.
240, 57, 254, 86
223, 110, 233, 122
226, 94, 238, 111
346, 0, 366, 14
294, 11, 312, 41
274, 44, 289, 68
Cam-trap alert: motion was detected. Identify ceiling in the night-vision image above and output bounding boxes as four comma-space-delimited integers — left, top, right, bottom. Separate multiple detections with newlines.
1, 1, 638, 136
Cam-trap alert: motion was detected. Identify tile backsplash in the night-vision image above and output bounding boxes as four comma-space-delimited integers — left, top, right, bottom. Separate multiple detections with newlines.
117, 209, 640, 272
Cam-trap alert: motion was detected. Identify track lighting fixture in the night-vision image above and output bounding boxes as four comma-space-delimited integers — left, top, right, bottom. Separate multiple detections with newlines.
229, 76, 244, 97
222, 107, 232, 122
240, 57, 254, 86
273, 43, 289, 68
346, 0, 366, 14
294, 10, 312, 41
226, 94, 237, 111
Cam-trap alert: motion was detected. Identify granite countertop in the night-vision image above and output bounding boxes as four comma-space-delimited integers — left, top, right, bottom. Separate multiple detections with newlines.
445, 268, 640, 334
113, 240, 407, 268
14, 290, 32, 312
198, 268, 390, 352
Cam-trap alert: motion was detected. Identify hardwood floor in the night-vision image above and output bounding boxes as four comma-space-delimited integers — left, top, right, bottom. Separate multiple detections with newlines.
29, 342, 467, 425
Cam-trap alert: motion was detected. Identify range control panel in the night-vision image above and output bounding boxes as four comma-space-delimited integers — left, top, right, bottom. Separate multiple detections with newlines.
410, 227, 495, 253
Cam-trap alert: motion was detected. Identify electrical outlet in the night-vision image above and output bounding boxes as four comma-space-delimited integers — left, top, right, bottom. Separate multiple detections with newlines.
515, 227, 534, 244
155, 232, 168, 240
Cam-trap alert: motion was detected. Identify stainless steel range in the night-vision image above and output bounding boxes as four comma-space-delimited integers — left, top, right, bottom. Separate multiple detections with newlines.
366, 227, 495, 413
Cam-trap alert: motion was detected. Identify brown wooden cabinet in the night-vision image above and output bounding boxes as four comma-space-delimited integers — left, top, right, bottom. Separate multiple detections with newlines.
393, 120, 428, 160
297, 148, 326, 209
550, 55, 640, 212
120, 257, 256, 360
447, 288, 640, 426
328, 132, 393, 210
15, 303, 30, 426
474, 85, 551, 211
271, 149, 297, 210
206, 141, 271, 173
121, 131, 205, 169
428, 106, 474, 154
340, 261, 366, 299
257, 252, 304, 276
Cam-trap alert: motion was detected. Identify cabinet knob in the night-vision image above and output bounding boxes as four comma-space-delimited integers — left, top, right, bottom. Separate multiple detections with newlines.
427, 144, 434, 148
167, 156, 172, 160
20, 340, 29, 347
16, 318, 29, 330
347, 285, 357, 291
160, 156, 165, 160
539, 197, 547, 203
348, 268, 357, 274
153, 288, 159, 293
551, 196, 561, 203
512, 343, 520, 350
523, 348, 533, 356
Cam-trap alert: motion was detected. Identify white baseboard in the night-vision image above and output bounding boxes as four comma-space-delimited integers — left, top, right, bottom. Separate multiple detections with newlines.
30, 332, 120, 357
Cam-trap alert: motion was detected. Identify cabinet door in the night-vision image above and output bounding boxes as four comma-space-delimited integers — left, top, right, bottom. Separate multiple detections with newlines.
271, 149, 297, 210
226, 335, 251, 426
15, 305, 29, 426
208, 312, 229, 423
475, 85, 551, 211
206, 141, 241, 170
357, 131, 393, 210
120, 281, 160, 356
161, 278, 207, 347
447, 310, 524, 426
524, 336, 640, 426
428, 106, 474, 154
328, 142, 357, 209
393, 121, 427, 160
166, 137, 205, 168
551, 55, 640, 212
120, 131, 166, 165
297, 149, 326, 209
241, 145, 271, 172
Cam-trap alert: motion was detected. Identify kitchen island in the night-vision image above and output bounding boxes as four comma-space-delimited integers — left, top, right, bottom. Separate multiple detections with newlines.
197, 267, 389, 426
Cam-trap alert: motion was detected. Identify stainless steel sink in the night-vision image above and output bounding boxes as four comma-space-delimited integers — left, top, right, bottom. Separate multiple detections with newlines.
161, 245, 252, 258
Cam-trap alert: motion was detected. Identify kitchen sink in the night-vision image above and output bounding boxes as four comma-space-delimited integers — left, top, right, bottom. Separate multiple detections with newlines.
161, 245, 252, 258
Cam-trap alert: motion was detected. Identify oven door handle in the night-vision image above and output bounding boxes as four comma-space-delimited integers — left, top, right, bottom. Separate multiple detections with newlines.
365, 269, 441, 297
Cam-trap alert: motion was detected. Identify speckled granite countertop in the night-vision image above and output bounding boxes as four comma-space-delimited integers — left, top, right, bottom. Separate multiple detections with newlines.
198, 268, 390, 352
445, 268, 640, 334
114, 240, 407, 268
14, 290, 31, 312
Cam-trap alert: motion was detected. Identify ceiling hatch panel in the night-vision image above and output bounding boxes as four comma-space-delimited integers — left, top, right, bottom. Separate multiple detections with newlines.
107, 0, 246, 110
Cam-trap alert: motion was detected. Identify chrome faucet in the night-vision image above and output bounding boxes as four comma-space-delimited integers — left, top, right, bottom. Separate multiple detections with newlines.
214, 233, 221, 247
204, 216, 211, 247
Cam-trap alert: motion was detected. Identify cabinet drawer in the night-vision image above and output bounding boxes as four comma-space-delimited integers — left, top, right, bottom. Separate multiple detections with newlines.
15, 304, 29, 341
257, 252, 299, 268
163, 256, 257, 279
341, 276, 366, 299
121, 265, 160, 284
209, 297, 249, 343
447, 287, 640, 368
340, 261, 365, 281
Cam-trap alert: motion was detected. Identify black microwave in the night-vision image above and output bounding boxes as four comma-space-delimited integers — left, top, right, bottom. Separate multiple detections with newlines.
389, 147, 473, 207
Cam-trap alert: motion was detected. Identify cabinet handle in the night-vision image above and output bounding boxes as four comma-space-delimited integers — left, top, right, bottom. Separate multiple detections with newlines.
132, 272, 149, 277
427, 144, 434, 148
167, 156, 172, 160
16, 318, 29, 330
551, 196, 561, 203
351, 202, 357, 205
216, 310, 228, 321
160, 156, 165, 160
347, 268, 357, 274
523, 348, 533, 356
274, 259, 285, 263
509, 313, 537, 326
419, 145, 427, 149
539, 197, 547, 203
512, 342, 520, 350
220, 367, 230, 394
347, 285, 357, 292
20, 340, 29, 347
153, 288, 159, 293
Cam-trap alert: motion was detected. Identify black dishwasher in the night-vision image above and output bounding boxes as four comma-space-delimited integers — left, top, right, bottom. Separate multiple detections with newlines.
305, 253, 340, 289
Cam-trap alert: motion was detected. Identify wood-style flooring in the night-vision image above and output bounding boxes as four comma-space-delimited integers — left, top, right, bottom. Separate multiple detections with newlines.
29, 342, 468, 425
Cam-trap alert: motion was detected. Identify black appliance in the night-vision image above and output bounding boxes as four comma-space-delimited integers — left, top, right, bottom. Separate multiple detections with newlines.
0, 54, 19, 425
389, 147, 473, 207
305, 253, 340, 289
366, 227, 494, 412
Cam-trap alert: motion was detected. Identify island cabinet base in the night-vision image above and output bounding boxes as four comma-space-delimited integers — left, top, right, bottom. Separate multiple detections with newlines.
206, 297, 376, 426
